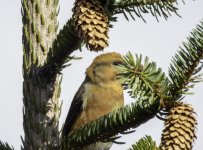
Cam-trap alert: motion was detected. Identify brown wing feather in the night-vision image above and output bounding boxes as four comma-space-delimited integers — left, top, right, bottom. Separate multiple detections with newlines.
62, 77, 88, 137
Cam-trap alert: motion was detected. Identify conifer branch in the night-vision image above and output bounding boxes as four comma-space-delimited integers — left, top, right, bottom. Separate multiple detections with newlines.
168, 20, 203, 102
0, 141, 14, 150
61, 96, 160, 149
108, 0, 179, 22
120, 52, 170, 100
129, 135, 158, 150
39, 19, 82, 81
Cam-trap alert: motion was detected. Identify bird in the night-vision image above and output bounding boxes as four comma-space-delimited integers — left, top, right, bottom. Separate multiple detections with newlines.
62, 52, 124, 150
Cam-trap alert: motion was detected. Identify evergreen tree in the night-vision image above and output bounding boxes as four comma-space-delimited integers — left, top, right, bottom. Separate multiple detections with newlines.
1, 0, 202, 149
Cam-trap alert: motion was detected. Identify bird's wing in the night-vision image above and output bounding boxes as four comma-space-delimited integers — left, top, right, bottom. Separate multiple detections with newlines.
62, 77, 88, 137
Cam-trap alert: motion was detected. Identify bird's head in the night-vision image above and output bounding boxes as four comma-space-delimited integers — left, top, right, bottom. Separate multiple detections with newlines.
86, 52, 123, 83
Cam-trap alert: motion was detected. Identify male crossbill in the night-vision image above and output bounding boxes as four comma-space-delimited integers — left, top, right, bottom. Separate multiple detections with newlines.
62, 52, 124, 150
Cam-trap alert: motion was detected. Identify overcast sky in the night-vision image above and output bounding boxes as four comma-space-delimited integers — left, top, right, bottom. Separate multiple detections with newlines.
0, 0, 203, 149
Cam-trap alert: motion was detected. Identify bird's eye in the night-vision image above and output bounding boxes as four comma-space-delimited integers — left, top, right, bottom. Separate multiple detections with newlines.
112, 61, 122, 66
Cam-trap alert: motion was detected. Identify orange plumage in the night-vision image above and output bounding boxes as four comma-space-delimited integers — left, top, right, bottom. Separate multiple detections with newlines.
62, 52, 124, 149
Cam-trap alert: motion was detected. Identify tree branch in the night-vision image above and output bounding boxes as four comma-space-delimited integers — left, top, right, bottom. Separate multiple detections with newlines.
168, 19, 203, 102
108, 0, 179, 22
39, 19, 82, 81
61, 96, 160, 149
0, 141, 14, 150
129, 135, 158, 150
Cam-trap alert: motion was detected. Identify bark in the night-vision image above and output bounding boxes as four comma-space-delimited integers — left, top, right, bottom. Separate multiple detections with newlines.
22, 0, 61, 149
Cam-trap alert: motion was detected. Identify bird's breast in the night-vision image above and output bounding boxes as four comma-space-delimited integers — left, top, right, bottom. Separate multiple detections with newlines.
83, 82, 124, 110
71, 81, 124, 131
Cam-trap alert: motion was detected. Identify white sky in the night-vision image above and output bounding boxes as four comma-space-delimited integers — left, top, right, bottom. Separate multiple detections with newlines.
0, 0, 203, 149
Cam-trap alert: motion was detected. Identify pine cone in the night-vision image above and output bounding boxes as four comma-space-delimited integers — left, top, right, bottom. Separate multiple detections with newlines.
160, 103, 197, 150
72, 0, 109, 51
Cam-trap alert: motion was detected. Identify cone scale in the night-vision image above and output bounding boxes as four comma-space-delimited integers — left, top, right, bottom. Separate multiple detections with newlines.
72, 0, 109, 51
160, 103, 197, 150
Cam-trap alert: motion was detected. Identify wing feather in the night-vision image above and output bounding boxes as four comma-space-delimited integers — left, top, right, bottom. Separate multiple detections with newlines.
62, 77, 88, 137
